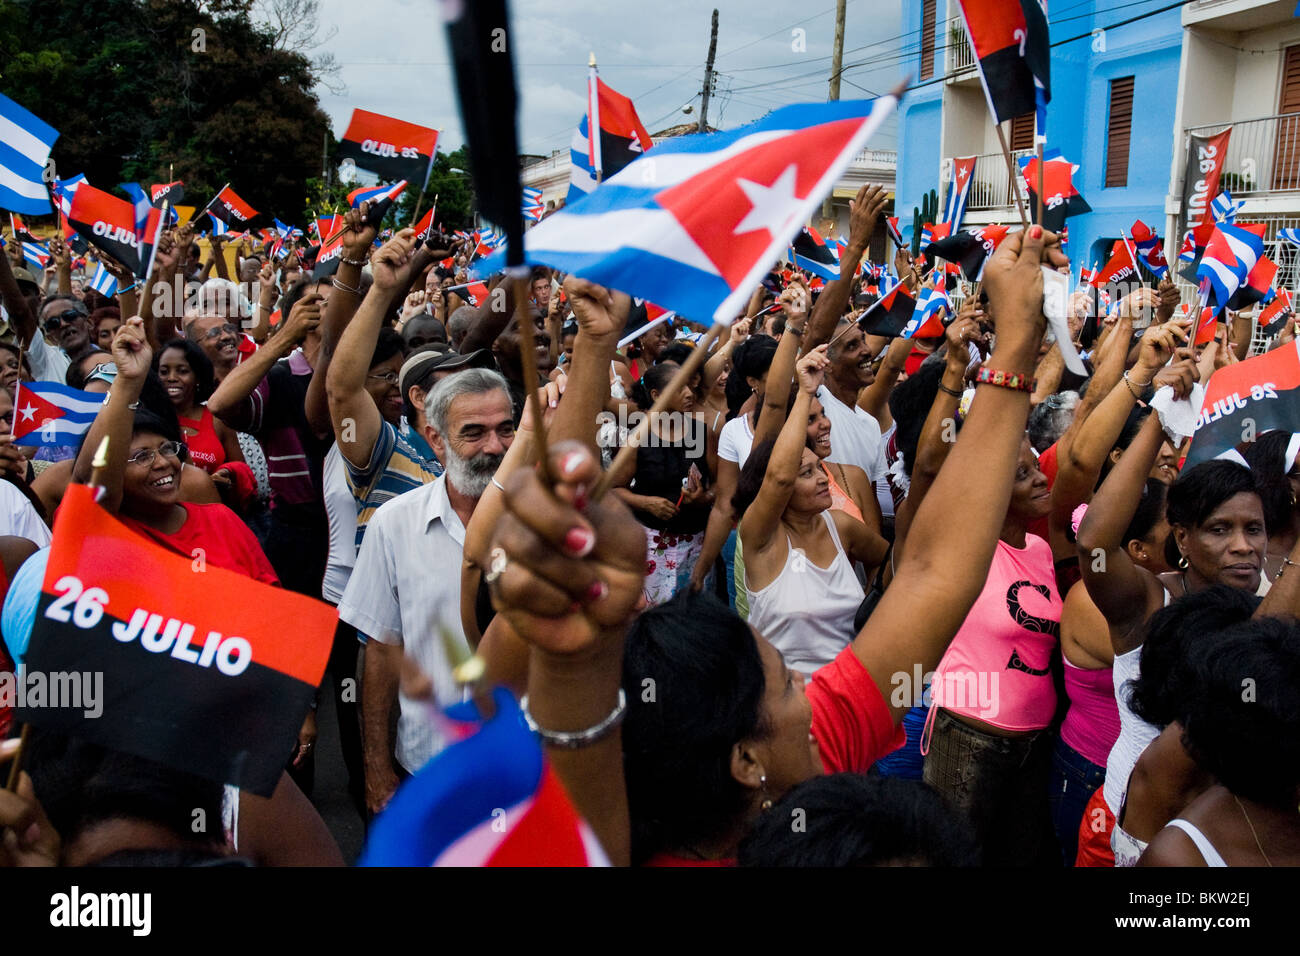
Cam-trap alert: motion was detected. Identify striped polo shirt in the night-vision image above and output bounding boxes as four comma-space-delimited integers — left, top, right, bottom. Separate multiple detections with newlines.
346, 419, 443, 548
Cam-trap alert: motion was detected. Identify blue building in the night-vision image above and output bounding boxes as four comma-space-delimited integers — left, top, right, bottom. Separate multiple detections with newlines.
894, 0, 1184, 276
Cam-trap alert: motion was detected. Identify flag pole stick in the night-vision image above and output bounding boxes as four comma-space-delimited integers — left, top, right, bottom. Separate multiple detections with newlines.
590, 53, 603, 187
591, 322, 725, 501
4, 724, 30, 792
510, 273, 555, 485
1119, 227, 1147, 290
994, 123, 1030, 229
1035, 140, 1045, 227
830, 288, 893, 346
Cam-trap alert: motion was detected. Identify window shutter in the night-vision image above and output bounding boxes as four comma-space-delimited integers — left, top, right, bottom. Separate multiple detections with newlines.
1272, 46, 1300, 190
920, 0, 936, 80
1105, 77, 1135, 189
1009, 112, 1035, 151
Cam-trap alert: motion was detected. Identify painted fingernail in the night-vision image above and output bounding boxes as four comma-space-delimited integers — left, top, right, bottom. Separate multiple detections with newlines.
560, 451, 585, 477
564, 527, 595, 557
22, 822, 40, 847
573, 483, 589, 511
1030, 225, 1042, 239
586, 580, 608, 603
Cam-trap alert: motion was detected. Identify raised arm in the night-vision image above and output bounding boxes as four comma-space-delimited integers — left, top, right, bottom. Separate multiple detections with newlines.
804, 184, 886, 352
1076, 351, 1197, 651
304, 205, 379, 439
0, 239, 38, 348
71, 317, 153, 511
854, 226, 1066, 723
208, 291, 321, 425
1049, 316, 1184, 557
325, 230, 421, 470
754, 282, 809, 445
739, 347, 828, 559
703, 317, 749, 396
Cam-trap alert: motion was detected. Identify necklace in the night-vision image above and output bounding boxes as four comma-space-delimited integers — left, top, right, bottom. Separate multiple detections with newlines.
1234, 794, 1272, 867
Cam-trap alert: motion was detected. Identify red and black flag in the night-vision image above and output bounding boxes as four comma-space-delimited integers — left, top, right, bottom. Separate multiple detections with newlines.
17, 485, 335, 796
206, 184, 258, 227
338, 109, 439, 186
790, 226, 840, 281
567, 73, 654, 201
925, 223, 1010, 280
1185, 342, 1300, 467
956, 0, 1051, 128
1019, 151, 1090, 233
1093, 238, 1140, 287
1260, 289, 1293, 334
311, 226, 348, 281
150, 180, 184, 207
68, 183, 148, 277
1227, 254, 1278, 311
860, 282, 919, 338
445, 0, 525, 266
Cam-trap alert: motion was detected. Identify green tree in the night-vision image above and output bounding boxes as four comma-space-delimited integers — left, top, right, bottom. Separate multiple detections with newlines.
0, 0, 331, 224
392, 146, 475, 233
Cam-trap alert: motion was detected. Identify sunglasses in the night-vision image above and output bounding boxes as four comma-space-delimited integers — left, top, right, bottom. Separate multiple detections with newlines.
43, 309, 86, 331
198, 323, 241, 342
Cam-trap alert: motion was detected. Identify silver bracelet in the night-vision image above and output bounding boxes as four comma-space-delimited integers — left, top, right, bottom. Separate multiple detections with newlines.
520, 689, 626, 749
491, 476, 506, 492
332, 277, 362, 295
339, 255, 366, 267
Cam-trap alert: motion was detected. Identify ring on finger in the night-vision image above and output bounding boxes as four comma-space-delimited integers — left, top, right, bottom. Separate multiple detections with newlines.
484, 547, 509, 586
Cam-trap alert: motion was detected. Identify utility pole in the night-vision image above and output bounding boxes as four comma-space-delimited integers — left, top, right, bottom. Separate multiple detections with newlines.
698, 9, 718, 133
823, 0, 847, 219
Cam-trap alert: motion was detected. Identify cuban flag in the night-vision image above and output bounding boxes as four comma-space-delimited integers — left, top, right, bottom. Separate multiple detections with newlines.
11, 380, 106, 447
1130, 219, 1169, 279
348, 180, 407, 210
0, 92, 58, 215
904, 286, 952, 339
1197, 222, 1266, 314
885, 215, 905, 249
20, 239, 48, 271
568, 72, 654, 204
1018, 149, 1090, 233
118, 182, 154, 238
1228, 254, 1278, 310
207, 211, 231, 237
943, 156, 977, 231
1278, 228, 1300, 250
1178, 230, 1197, 263
860, 282, 918, 338
790, 225, 840, 280
926, 223, 1009, 280
522, 186, 545, 222
482, 96, 897, 324
1211, 190, 1243, 225
88, 262, 119, 297
360, 689, 607, 867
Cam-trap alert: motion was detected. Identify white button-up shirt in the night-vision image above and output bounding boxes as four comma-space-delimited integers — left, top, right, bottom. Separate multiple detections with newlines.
338, 473, 469, 773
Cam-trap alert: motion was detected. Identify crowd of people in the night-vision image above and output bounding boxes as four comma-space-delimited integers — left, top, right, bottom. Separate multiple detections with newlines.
0, 177, 1297, 869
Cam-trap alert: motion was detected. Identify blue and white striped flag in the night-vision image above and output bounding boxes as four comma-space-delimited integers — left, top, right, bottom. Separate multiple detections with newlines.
1212, 190, 1243, 225
88, 262, 119, 297
0, 92, 58, 215
207, 211, 230, 236
1278, 228, 1300, 250
12, 380, 107, 447
20, 239, 48, 271
522, 186, 544, 222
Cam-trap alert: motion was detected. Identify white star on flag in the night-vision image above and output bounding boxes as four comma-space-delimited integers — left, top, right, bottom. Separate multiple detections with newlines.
19, 403, 36, 422
734, 165, 805, 238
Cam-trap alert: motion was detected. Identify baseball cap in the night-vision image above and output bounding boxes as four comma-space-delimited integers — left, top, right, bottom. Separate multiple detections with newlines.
11, 266, 40, 293
398, 347, 496, 394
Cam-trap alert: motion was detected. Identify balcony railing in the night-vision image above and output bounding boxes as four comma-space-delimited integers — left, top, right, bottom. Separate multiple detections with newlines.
947, 24, 976, 76
1184, 114, 1300, 197
965, 149, 1033, 211
849, 147, 897, 170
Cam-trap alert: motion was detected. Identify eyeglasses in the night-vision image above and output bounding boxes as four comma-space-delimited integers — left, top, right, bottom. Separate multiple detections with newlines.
43, 309, 86, 331
126, 441, 184, 467
367, 370, 399, 385
83, 363, 116, 384
198, 324, 240, 342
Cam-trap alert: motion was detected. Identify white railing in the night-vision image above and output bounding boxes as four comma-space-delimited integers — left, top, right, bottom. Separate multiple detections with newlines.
947, 24, 975, 75
965, 149, 1033, 210
1184, 114, 1300, 197
850, 148, 897, 170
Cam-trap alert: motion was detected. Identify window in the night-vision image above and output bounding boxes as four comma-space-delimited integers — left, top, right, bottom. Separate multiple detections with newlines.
1106, 76, 1135, 188
1009, 112, 1035, 151
920, 0, 936, 80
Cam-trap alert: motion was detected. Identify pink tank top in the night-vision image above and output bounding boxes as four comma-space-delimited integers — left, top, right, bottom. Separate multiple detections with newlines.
927, 535, 1062, 734
1060, 661, 1121, 767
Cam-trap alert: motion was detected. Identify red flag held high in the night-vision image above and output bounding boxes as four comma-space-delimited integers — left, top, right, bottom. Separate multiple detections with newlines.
338, 108, 439, 185
207, 184, 258, 226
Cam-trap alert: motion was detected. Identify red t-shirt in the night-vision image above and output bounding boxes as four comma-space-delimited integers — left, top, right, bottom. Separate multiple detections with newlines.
808, 646, 906, 774
1027, 441, 1059, 541
122, 502, 279, 586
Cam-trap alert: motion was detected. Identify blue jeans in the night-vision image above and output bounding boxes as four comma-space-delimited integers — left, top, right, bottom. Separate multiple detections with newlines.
1048, 736, 1107, 867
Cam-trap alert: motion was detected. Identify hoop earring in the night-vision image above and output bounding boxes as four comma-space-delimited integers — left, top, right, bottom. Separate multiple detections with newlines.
759, 774, 772, 812
1178, 554, 1189, 571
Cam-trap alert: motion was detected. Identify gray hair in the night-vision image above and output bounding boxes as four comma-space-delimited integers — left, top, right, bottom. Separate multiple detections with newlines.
1027, 390, 1079, 453
424, 366, 511, 438
447, 305, 476, 347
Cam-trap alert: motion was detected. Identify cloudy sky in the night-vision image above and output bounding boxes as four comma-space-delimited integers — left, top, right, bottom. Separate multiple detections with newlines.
310, 0, 907, 159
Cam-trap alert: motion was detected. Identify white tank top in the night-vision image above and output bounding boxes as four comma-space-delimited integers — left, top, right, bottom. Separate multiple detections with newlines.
1165, 819, 1229, 866
1102, 589, 1170, 816
746, 511, 862, 675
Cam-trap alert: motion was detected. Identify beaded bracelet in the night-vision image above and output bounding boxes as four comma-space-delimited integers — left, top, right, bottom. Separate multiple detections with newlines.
974, 366, 1035, 393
